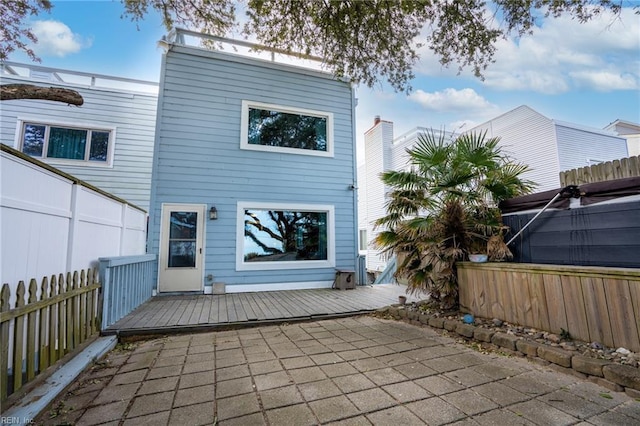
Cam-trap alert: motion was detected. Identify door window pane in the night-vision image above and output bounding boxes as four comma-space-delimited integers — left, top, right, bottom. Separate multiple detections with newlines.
48, 127, 87, 160
168, 242, 196, 267
22, 124, 46, 156
168, 212, 198, 268
244, 209, 327, 262
89, 131, 110, 161
170, 212, 197, 239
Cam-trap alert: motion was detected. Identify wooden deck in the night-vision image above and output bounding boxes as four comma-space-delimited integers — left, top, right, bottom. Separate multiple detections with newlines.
104, 284, 419, 336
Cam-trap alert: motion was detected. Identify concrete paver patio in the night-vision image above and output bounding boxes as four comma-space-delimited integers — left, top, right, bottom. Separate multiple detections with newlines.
38, 317, 639, 425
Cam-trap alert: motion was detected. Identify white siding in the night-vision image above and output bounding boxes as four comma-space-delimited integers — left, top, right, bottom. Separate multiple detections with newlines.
360, 125, 456, 273
357, 163, 368, 252
604, 121, 640, 157
627, 136, 640, 157
469, 106, 560, 191
0, 75, 157, 210
555, 123, 628, 172
363, 121, 393, 271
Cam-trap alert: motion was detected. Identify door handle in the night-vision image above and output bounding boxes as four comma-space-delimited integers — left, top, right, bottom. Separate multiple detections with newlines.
199, 248, 202, 254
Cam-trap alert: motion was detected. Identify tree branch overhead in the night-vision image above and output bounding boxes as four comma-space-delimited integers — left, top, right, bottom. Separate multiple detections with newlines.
0, 84, 84, 106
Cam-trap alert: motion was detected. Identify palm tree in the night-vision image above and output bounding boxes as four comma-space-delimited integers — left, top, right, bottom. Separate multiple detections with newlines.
375, 130, 535, 308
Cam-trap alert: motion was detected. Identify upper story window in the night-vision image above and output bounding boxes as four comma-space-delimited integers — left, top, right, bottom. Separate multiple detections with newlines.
19, 121, 114, 166
240, 101, 334, 157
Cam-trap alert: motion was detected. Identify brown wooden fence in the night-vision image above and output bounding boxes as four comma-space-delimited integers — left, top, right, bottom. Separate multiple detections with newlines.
560, 155, 639, 186
0, 269, 101, 404
458, 262, 640, 352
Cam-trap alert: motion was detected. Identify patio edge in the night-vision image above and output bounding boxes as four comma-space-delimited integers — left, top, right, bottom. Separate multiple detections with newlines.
2, 336, 118, 424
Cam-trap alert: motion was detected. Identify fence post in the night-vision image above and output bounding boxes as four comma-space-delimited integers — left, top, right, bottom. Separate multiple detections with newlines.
39, 277, 49, 373
0, 285, 10, 401
99, 259, 111, 332
13, 282, 25, 393
26, 280, 37, 381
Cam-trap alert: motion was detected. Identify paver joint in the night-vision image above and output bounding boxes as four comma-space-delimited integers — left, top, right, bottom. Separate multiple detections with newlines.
35, 316, 640, 425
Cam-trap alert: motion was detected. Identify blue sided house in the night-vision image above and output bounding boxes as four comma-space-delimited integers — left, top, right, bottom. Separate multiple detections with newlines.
148, 31, 358, 294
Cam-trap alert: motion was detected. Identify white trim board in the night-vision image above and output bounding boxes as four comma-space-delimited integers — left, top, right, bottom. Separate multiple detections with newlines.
221, 280, 334, 293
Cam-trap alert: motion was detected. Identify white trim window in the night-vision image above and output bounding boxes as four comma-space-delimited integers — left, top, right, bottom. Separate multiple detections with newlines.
240, 100, 334, 157
237, 202, 336, 271
18, 120, 115, 166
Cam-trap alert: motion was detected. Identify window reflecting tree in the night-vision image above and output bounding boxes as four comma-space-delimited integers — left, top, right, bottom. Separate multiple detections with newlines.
248, 108, 327, 152
244, 209, 327, 262
23, 124, 45, 156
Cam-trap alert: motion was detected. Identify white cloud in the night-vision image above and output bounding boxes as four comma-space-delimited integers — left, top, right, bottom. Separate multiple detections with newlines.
483, 7, 639, 93
30, 20, 90, 57
408, 88, 498, 113
569, 70, 638, 91
414, 7, 640, 94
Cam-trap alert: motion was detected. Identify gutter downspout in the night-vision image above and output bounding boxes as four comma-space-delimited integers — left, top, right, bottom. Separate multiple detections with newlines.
350, 85, 360, 282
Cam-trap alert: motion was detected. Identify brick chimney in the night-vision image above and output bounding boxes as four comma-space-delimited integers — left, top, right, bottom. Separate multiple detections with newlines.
374, 115, 380, 125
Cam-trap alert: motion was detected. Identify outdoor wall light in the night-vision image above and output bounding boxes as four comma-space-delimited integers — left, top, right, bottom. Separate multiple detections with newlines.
209, 206, 218, 220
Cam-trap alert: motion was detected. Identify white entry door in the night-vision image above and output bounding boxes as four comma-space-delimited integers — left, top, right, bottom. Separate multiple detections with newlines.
159, 204, 205, 292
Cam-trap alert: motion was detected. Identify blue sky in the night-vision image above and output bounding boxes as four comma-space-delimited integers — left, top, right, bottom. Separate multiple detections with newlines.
8, 1, 640, 161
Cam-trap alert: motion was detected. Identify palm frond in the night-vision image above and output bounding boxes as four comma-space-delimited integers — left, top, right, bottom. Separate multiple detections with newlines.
373, 129, 535, 305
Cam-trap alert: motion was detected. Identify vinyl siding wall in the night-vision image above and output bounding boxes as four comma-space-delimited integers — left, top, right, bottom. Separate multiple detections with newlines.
554, 123, 629, 172
390, 128, 426, 171
149, 46, 356, 290
606, 122, 640, 156
470, 106, 560, 192
360, 125, 449, 273
0, 76, 157, 210
362, 121, 393, 272
357, 163, 368, 248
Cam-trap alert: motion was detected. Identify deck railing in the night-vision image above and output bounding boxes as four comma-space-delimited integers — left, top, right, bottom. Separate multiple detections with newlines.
374, 256, 397, 285
0, 269, 101, 404
99, 254, 157, 330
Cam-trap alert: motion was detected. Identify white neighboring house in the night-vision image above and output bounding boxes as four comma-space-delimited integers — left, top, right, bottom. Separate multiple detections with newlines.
467, 105, 629, 191
358, 116, 452, 273
604, 119, 640, 157
358, 105, 629, 274
0, 62, 158, 211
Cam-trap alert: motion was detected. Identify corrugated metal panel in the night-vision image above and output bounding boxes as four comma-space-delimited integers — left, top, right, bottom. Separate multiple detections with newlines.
0, 76, 157, 210
555, 123, 629, 171
149, 46, 356, 289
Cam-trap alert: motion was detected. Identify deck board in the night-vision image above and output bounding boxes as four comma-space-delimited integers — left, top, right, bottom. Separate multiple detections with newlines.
213, 296, 222, 323
105, 284, 419, 335
240, 293, 260, 321
198, 297, 211, 324
253, 292, 278, 319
